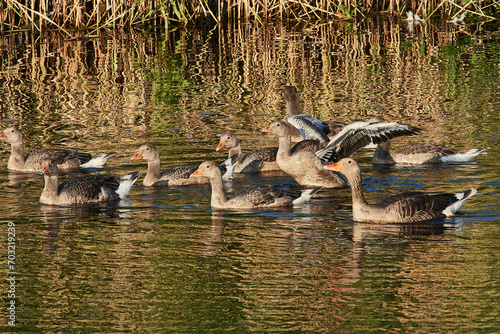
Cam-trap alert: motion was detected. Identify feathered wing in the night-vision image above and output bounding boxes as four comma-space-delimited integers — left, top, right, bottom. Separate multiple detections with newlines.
376, 189, 476, 222
393, 142, 457, 156
315, 121, 421, 164
160, 165, 199, 180
27, 149, 92, 166
228, 187, 301, 207
58, 177, 119, 201
240, 147, 278, 164
288, 114, 330, 143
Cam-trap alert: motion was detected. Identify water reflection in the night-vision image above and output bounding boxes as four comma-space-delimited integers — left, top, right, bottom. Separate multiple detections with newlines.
0, 19, 498, 333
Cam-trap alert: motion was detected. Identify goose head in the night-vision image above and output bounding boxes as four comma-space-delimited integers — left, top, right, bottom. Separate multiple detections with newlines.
41, 159, 58, 176
1, 127, 23, 144
324, 158, 360, 179
262, 121, 289, 138
216, 131, 239, 151
191, 161, 221, 179
131, 144, 160, 162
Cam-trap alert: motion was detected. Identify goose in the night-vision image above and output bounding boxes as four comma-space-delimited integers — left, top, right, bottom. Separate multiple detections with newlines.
1, 126, 115, 172
324, 158, 476, 223
283, 85, 345, 141
40, 159, 140, 205
369, 117, 488, 164
191, 161, 320, 209
216, 131, 279, 173
262, 119, 420, 188
131, 143, 233, 187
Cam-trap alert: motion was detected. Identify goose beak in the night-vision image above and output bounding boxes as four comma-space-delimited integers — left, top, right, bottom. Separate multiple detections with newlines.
191, 168, 203, 177
324, 161, 342, 172
131, 151, 143, 160
41, 164, 49, 174
0, 132, 7, 139
262, 125, 272, 133
216, 141, 225, 151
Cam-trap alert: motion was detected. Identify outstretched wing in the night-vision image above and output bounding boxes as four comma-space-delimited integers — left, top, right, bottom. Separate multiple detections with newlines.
315, 121, 421, 164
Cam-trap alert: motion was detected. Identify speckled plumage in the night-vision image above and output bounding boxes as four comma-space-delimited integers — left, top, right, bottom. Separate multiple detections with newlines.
1, 126, 115, 172
373, 141, 488, 165
325, 158, 477, 223
40, 159, 140, 205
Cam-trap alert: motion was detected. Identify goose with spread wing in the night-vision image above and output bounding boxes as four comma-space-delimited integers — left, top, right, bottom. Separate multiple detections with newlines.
1, 126, 115, 172
191, 161, 320, 209
262, 119, 420, 188
131, 143, 233, 187
40, 159, 140, 205
216, 131, 279, 173
324, 158, 476, 223
369, 117, 488, 164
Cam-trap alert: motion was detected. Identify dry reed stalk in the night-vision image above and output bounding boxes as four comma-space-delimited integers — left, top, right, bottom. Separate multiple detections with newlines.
1, 0, 498, 33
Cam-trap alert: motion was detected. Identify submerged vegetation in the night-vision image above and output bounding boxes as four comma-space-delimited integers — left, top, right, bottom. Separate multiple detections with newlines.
1, 0, 499, 35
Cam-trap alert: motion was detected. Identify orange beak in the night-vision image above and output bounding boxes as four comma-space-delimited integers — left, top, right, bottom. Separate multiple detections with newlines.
41, 164, 49, 174
191, 168, 203, 177
216, 141, 226, 151
131, 151, 143, 160
324, 161, 342, 172
262, 125, 272, 133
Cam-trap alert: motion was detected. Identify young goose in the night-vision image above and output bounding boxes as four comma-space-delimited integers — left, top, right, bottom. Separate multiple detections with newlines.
369, 117, 488, 164
191, 161, 320, 209
262, 120, 420, 188
1, 126, 115, 172
324, 158, 476, 223
40, 159, 140, 205
216, 131, 279, 173
131, 143, 233, 187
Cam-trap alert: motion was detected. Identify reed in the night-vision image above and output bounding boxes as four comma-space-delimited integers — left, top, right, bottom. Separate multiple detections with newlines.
1, 0, 498, 35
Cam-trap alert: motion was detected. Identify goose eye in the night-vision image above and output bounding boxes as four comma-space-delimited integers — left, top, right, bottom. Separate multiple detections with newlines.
347, 160, 352, 164
227, 137, 230, 140
146, 148, 149, 151
276, 123, 280, 127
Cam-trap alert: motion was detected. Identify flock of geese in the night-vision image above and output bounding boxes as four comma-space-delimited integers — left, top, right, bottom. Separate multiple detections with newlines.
1, 86, 487, 223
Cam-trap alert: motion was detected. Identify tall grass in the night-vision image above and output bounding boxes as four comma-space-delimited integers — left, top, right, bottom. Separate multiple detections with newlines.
1, 0, 498, 35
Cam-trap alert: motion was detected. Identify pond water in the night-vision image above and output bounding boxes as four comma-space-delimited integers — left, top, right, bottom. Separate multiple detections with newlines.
0, 19, 499, 332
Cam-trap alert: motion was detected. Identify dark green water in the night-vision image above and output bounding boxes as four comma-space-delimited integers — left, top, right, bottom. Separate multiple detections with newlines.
0, 19, 499, 332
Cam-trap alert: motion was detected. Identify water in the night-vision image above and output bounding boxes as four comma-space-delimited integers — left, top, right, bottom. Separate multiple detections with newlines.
0, 19, 499, 332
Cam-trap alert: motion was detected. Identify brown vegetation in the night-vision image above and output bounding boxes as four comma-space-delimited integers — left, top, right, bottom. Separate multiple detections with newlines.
1, 0, 498, 36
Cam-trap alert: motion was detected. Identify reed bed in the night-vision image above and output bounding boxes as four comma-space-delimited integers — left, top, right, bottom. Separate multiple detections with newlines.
1, 0, 498, 35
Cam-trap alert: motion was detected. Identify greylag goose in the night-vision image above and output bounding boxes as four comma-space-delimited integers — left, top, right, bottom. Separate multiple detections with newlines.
40, 159, 140, 205
1, 126, 115, 172
283, 85, 345, 141
324, 158, 476, 223
131, 143, 233, 187
369, 117, 488, 164
262, 119, 420, 188
191, 161, 320, 209
216, 131, 279, 173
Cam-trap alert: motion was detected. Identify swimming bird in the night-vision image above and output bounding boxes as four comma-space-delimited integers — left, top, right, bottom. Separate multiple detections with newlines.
1, 126, 115, 172
191, 161, 320, 209
262, 119, 420, 188
369, 117, 488, 164
40, 159, 140, 205
216, 131, 279, 173
324, 158, 476, 223
131, 143, 233, 187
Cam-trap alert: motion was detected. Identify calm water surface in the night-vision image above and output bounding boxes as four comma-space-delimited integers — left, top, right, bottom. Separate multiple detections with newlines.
0, 19, 499, 332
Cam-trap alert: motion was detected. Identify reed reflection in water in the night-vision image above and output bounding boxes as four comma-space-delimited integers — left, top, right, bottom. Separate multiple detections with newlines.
0, 19, 499, 333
